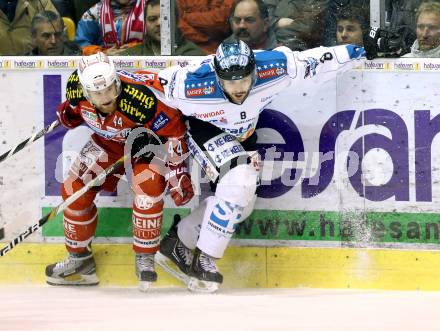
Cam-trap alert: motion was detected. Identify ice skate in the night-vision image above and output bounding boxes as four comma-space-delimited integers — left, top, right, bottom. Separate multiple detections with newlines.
46, 252, 99, 286
136, 253, 157, 292
156, 215, 193, 284
187, 248, 223, 293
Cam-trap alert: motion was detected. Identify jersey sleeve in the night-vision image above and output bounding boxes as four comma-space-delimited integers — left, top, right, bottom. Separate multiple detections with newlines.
156, 66, 182, 108
157, 56, 213, 107
273, 45, 365, 81
65, 70, 86, 107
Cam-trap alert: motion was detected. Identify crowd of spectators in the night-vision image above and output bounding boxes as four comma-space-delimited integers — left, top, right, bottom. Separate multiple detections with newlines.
0, 0, 438, 57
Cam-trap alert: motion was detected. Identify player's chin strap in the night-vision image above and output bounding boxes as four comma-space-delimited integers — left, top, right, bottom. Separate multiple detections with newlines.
0, 120, 60, 164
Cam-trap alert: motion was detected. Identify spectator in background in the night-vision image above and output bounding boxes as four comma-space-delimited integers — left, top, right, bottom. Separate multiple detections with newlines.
176, 0, 234, 55
323, 0, 369, 46
72, 0, 100, 23
273, 0, 328, 48
335, 5, 370, 46
120, 0, 204, 56
383, 0, 425, 51
0, 0, 59, 55
403, 1, 440, 57
28, 10, 81, 55
75, 0, 145, 55
225, 0, 276, 50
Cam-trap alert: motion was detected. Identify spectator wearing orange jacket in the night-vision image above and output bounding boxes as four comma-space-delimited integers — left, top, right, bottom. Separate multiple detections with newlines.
176, 0, 234, 55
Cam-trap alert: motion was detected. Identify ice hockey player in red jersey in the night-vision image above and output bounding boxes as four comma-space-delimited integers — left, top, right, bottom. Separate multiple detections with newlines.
45, 52, 194, 292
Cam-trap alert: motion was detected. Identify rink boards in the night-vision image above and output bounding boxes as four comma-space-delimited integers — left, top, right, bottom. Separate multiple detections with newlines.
1, 56, 440, 289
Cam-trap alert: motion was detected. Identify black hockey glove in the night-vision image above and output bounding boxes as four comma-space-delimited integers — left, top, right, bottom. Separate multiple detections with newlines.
127, 127, 167, 162
364, 27, 406, 60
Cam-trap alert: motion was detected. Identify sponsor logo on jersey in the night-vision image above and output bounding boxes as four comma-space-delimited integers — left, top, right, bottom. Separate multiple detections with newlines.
204, 133, 247, 167
185, 84, 215, 98
81, 110, 97, 122
303, 57, 319, 78
209, 117, 228, 124
222, 123, 254, 138
186, 135, 219, 181
123, 85, 156, 108
260, 95, 273, 103
258, 67, 285, 79
119, 98, 147, 122
118, 70, 154, 83
151, 112, 170, 132
190, 109, 225, 119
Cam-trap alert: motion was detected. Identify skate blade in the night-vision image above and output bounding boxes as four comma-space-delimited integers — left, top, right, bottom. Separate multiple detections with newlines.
155, 252, 189, 285
138, 281, 152, 292
46, 273, 99, 286
187, 277, 220, 293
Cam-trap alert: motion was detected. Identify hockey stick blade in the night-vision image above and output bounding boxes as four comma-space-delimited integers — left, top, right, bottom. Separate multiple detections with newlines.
0, 155, 126, 257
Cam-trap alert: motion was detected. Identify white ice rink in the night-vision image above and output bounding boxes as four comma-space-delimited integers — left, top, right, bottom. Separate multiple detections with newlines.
2, 286, 440, 331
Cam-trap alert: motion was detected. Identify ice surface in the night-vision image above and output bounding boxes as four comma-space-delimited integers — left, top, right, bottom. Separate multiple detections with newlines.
2, 286, 440, 331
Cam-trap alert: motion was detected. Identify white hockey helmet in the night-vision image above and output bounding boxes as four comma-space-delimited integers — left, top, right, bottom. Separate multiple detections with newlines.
77, 52, 121, 98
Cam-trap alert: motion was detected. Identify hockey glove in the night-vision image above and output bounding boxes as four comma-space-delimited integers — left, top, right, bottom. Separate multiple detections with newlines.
364, 27, 405, 60
56, 100, 84, 129
166, 162, 194, 206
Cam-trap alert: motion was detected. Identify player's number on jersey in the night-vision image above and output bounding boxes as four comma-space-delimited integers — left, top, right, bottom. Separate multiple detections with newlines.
240, 111, 246, 120
113, 116, 123, 127
168, 139, 183, 158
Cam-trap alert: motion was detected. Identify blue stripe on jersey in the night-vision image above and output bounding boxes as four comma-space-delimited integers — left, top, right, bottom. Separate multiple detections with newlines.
254, 50, 288, 87
345, 44, 365, 59
184, 63, 225, 99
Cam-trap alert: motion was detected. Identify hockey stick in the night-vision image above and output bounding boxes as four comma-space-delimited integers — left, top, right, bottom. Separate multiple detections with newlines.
0, 155, 126, 256
0, 120, 60, 164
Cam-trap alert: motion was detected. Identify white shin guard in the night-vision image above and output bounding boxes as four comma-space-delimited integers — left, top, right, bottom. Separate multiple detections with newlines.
197, 164, 259, 258
196, 196, 243, 259
177, 198, 208, 250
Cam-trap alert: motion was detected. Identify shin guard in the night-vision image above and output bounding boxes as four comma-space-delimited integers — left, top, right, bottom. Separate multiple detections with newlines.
132, 196, 164, 254
63, 205, 98, 254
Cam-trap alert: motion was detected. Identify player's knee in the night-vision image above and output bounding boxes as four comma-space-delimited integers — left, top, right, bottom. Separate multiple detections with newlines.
132, 162, 166, 197
61, 179, 96, 211
216, 163, 259, 207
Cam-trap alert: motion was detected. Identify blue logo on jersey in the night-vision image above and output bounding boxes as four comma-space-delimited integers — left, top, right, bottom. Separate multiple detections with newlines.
345, 45, 365, 59
151, 112, 170, 132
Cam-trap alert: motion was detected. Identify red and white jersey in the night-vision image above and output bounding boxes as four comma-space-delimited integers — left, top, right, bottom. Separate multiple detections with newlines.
151, 45, 364, 141
66, 69, 186, 145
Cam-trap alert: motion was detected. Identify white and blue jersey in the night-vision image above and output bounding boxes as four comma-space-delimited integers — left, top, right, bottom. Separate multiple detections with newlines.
157, 45, 364, 142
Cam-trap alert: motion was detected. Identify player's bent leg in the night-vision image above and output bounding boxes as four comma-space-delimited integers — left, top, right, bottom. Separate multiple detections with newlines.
46, 138, 123, 286
188, 164, 259, 293
132, 162, 166, 291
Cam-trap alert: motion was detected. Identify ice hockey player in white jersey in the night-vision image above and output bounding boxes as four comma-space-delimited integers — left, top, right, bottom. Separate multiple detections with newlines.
152, 38, 366, 293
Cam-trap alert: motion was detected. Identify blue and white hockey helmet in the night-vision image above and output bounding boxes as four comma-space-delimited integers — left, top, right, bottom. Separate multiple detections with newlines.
213, 39, 256, 80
